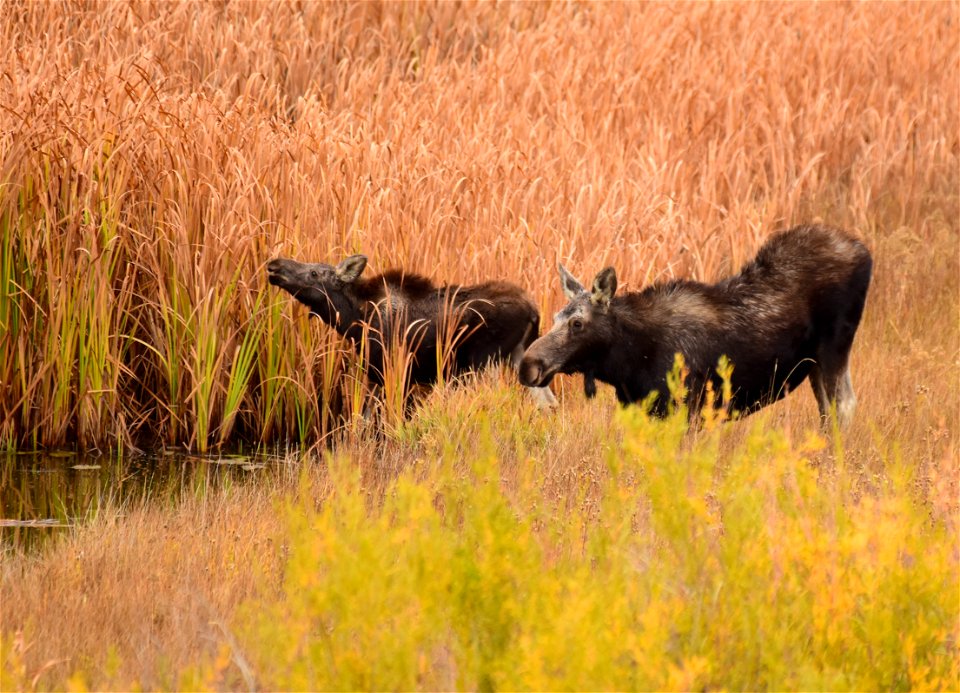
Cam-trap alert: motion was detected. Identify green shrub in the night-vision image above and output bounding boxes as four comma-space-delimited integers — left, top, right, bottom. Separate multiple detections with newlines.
229, 404, 958, 691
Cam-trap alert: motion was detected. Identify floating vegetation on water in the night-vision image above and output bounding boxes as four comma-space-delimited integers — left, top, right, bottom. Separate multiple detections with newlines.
0, 519, 71, 528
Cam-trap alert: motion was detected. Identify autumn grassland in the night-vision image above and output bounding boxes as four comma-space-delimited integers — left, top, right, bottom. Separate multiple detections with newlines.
1, 2, 957, 690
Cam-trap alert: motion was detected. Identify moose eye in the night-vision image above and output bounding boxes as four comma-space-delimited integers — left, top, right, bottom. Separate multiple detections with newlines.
570, 318, 584, 331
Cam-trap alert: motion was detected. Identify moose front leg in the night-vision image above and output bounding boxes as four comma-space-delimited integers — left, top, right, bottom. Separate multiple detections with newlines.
583, 371, 597, 399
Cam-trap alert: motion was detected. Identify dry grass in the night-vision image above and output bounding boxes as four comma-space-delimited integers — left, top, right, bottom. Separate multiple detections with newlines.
0, 0, 958, 689
2, 475, 290, 689
2, 380, 956, 689
0, 0, 956, 450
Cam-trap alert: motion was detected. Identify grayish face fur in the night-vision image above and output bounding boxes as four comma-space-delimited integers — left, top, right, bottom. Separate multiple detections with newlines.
266, 255, 367, 295
266, 254, 368, 325
518, 264, 617, 387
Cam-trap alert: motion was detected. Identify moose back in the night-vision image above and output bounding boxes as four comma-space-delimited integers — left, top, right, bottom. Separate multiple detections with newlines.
519, 224, 872, 425
268, 254, 557, 407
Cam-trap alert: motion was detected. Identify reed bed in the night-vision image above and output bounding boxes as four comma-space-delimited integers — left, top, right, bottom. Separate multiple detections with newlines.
0, 1, 955, 451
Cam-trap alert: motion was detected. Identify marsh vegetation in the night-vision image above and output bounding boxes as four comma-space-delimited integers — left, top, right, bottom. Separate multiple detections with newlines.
0, 1, 957, 690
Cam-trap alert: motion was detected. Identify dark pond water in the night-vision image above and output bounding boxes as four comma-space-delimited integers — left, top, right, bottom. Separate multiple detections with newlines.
0, 450, 285, 553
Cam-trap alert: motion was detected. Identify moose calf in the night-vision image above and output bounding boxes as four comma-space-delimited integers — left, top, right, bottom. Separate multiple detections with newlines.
267, 254, 557, 407
519, 225, 872, 426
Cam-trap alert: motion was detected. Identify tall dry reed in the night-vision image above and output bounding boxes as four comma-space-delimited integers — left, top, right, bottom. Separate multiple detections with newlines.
0, 0, 956, 452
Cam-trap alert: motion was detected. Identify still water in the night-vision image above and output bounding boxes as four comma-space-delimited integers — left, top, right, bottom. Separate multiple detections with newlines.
1, 450, 284, 553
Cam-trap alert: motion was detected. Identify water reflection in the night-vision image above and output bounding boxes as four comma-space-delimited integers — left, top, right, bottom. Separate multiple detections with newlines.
0, 450, 283, 553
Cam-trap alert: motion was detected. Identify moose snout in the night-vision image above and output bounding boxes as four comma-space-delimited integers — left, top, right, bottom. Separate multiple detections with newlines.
519, 356, 548, 387
266, 259, 286, 285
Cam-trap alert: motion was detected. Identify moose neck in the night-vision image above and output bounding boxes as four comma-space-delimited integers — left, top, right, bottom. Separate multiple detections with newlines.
303, 286, 366, 336
590, 308, 659, 403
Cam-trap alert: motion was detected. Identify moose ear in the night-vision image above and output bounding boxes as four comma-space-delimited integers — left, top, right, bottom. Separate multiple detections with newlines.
590, 267, 617, 306
558, 264, 586, 300
335, 254, 367, 283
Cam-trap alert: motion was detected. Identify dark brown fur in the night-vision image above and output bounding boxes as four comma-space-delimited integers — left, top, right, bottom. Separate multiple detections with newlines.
519, 224, 872, 424
267, 255, 553, 401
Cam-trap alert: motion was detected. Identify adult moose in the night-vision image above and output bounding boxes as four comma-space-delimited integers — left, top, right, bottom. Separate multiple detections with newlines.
267, 254, 557, 407
519, 225, 872, 426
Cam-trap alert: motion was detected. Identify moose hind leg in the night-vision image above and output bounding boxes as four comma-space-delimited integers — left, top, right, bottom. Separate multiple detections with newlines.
810, 359, 857, 429
809, 363, 833, 423
815, 277, 867, 429
836, 367, 857, 429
